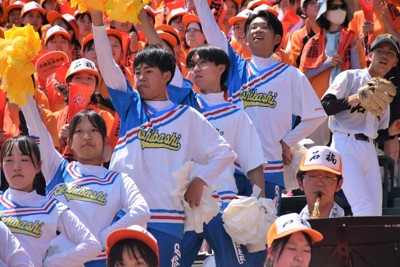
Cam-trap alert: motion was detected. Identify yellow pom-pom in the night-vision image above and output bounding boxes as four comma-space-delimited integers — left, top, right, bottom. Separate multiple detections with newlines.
0, 25, 41, 105
69, 0, 109, 12
106, 0, 150, 24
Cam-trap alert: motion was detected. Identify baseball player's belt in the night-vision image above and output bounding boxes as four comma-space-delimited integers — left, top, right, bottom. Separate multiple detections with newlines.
347, 133, 371, 142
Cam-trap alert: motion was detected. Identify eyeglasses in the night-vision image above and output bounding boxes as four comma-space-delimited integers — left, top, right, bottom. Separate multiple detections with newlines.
187, 59, 209, 70
328, 3, 346, 10
304, 174, 338, 186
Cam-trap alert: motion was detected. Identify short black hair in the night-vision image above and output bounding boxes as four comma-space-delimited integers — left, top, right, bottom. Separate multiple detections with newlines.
244, 10, 283, 51
134, 44, 176, 85
75, 12, 91, 22
1, 136, 44, 194
107, 239, 158, 267
266, 232, 313, 267
1, 135, 41, 168
186, 45, 230, 91
68, 110, 107, 142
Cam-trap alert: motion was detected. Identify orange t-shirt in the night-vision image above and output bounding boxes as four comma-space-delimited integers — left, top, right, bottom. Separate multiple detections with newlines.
1, 103, 60, 149
288, 19, 320, 67
348, 8, 400, 53
230, 38, 252, 61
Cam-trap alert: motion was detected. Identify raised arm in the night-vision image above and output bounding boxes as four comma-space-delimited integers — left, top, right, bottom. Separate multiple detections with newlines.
193, 0, 229, 53
20, 96, 63, 185
137, 8, 185, 87
90, 10, 127, 91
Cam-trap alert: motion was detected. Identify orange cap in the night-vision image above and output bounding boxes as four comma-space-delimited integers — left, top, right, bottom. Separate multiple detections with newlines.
267, 213, 323, 247
81, 28, 122, 51
156, 24, 181, 42
21, 1, 46, 17
182, 13, 200, 29
4, 0, 24, 18
228, 9, 253, 26
47, 11, 79, 38
167, 7, 187, 24
247, 0, 278, 17
157, 30, 178, 48
106, 225, 159, 259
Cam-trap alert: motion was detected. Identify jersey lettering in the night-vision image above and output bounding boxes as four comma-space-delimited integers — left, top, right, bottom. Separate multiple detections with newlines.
138, 128, 182, 150
239, 90, 278, 108
1, 216, 44, 238
54, 184, 108, 205
215, 128, 225, 136
350, 103, 366, 114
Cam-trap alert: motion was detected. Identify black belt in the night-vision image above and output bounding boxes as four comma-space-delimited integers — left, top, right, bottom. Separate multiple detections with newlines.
348, 133, 370, 142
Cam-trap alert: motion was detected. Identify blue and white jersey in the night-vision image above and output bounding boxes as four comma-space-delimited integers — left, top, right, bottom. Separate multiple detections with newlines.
227, 50, 327, 185
20, 97, 150, 258
108, 81, 236, 238
193, 0, 327, 187
0, 189, 100, 267
167, 85, 266, 201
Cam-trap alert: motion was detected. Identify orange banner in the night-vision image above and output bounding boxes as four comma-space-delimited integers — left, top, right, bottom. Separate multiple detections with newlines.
35, 51, 69, 80
67, 82, 94, 123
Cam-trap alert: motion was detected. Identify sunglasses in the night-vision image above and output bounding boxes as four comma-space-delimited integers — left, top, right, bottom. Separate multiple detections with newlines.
328, 3, 346, 10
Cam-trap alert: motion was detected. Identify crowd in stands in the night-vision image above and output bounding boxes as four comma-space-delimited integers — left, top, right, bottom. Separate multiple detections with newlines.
0, 0, 400, 266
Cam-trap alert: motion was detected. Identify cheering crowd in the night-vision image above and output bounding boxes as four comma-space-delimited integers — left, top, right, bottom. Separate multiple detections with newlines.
1, 0, 400, 266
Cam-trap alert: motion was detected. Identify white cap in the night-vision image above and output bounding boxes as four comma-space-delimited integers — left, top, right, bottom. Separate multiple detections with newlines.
65, 58, 100, 81
45, 25, 70, 44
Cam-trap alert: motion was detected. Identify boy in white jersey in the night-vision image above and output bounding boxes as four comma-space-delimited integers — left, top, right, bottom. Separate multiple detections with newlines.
192, 0, 327, 212
90, 10, 237, 266
321, 34, 400, 216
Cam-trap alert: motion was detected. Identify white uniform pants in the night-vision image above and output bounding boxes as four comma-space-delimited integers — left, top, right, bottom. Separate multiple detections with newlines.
331, 132, 382, 216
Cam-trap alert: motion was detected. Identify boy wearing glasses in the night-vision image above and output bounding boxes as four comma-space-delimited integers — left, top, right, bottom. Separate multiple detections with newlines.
296, 146, 345, 219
